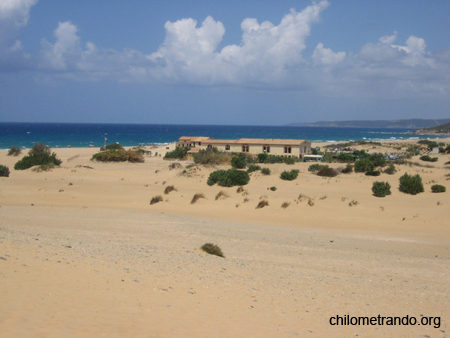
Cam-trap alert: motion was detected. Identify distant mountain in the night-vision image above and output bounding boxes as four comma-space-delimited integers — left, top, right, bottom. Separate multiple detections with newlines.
287, 118, 450, 129
410, 122, 450, 134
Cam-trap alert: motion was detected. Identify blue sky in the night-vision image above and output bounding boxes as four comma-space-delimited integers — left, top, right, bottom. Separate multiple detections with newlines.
1, 0, 449, 125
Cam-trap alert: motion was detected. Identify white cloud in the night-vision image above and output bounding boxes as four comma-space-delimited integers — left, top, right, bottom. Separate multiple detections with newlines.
0, 0, 37, 69
148, 0, 330, 85
0, 0, 37, 26
40, 21, 81, 70
12, 0, 448, 99
312, 43, 346, 65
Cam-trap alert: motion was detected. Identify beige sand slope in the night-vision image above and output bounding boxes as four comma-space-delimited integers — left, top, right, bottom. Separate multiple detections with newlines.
0, 142, 449, 337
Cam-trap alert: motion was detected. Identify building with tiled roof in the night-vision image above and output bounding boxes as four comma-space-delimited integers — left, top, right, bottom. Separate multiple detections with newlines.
176, 136, 311, 158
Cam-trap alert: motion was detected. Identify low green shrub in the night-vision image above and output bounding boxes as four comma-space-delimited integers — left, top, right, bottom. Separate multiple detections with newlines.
384, 165, 396, 175
231, 153, 246, 169
164, 146, 190, 159
257, 153, 268, 163
92, 149, 127, 162
269, 186, 277, 191
399, 173, 424, 195
7, 146, 21, 156
106, 143, 124, 150
308, 163, 328, 172
336, 153, 354, 163
207, 169, 250, 187
261, 167, 271, 175
207, 170, 227, 186
431, 184, 446, 193
280, 169, 299, 181
247, 164, 261, 173
201, 243, 224, 258
342, 163, 353, 174
14, 143, 62, 170
283, 157, 296, 165
420, 155, 438, 162
125, 149, 144, 163
372, 181, 391, 197
0, 165, 10, 177
365, 170, 381, 176
354, 158, 375, 173
317, 167, 339, 177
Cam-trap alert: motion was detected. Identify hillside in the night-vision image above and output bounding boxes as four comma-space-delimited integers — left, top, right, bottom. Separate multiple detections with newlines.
287, 118, 450, 129
410, 122, 450, 134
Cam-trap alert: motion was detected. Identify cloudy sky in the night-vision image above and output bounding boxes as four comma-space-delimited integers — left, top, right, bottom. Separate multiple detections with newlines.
1, 0, 449, 125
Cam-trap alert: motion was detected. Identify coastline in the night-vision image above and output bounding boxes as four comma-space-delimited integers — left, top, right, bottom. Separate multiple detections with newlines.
1, 138, 449, 337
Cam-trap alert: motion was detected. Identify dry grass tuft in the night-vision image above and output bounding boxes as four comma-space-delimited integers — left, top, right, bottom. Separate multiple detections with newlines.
308, 198, 315, 207
256, 199, 269, 209
349, 200, 359, 207
236, 186, 245, 193
201, 243, 224, 258
298, 194, 309, 201
191, 193, 205, 204
150, 195, 163, 205
215, 191, 229, 200
281, 202, 290, 209
164, 185, 177, 194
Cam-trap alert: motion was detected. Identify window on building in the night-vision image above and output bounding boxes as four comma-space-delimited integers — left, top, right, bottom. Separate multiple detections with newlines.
207, 144, 212, 149
284, 146, 291, 154
198, 142, 201, 146
263, 146, 270, 153
242, 145, 249, 152
225, 145, 230, 151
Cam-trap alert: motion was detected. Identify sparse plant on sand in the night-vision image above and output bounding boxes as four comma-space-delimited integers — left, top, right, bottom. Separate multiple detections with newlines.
191, 193, 205, 204
384, 165, 397, 175
164, 185, 177, 194
7, 146, 21, 156
308, 198, 314, 206
247, 164, 261, 173
372, 181, 391, 197
365, 170, 381, 176
0, 165, 10, 177
215, 191, 229, 200
256, 199, 269, 209
280, 169, 299, 181
281, 202, 290, 209
236, 186, 245, 193
150, 195, 163, 205
431, 184, 446, 193
261, 167, 271, 175
269, 186, 277, 191
349, 200, 359, 207
201, 243, 224, 258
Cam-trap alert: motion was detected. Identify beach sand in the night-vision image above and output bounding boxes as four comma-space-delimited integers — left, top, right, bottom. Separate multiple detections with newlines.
1, 140, 449, 337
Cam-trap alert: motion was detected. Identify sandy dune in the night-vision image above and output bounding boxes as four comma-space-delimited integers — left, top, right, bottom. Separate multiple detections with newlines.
1, 141, 449, 337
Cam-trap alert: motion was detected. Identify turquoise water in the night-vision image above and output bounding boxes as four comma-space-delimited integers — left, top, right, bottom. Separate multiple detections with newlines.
0, 122, 445, 149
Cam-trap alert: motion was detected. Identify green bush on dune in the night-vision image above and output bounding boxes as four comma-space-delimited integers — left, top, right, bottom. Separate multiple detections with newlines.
14, 142, 62, 170
207, 169, 250, 187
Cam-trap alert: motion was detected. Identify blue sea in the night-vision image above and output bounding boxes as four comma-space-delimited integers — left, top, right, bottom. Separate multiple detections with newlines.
0, 122, 446, 149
